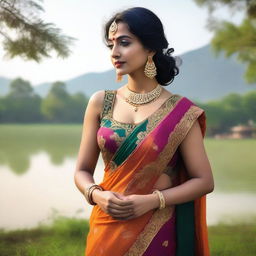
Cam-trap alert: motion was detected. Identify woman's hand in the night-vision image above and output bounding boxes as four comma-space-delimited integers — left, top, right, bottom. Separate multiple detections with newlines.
92, 190, 134, 220
116, 193, 159, 220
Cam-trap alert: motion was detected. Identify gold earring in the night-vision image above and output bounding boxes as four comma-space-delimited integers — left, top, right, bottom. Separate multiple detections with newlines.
116, 74, 123, 82
144, 55, 157, 79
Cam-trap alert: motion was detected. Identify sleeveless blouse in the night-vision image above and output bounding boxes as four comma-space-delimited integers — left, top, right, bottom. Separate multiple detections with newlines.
97, 90, 178, 178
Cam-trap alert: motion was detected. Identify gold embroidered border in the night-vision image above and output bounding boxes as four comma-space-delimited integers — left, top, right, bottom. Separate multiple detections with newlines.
123, 106, 204, 255
124, 207, 173, 256
100, 90, 116, 120
124, 105, 204, 194
106, 94, 182, 172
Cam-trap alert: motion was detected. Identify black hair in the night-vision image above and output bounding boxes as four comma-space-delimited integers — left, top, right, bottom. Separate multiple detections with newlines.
103, 7, 180, 86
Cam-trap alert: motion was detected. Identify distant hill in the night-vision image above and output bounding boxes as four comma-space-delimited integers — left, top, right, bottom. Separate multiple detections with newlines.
1, 44, 255, 102
0, 77, 10, 95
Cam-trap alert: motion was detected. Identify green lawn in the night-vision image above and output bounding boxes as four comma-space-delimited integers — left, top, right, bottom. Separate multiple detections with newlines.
0, 216, 255, 256
205, 138, 256, 192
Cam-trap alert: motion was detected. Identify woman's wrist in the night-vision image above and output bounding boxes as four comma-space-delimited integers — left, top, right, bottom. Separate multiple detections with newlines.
83, 183, 103, 205
148, 192, 160, 210
91, 188, 103, 204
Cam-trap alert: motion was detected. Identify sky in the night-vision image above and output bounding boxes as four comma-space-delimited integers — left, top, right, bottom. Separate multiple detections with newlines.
0, 0, 244, 86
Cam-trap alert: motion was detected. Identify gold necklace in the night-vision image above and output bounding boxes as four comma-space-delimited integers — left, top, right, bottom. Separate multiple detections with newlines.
125, 84, 162, 112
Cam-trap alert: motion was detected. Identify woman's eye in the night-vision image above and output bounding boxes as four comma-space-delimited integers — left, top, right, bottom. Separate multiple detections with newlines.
107, 44, 113, 49
106, 41, 130, 50
120, 41, 130, 46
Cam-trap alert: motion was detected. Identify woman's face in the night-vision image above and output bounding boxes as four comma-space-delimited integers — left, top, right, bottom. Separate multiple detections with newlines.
107, 22, 153, 77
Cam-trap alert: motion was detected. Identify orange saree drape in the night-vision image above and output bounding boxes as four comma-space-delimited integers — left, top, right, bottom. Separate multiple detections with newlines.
85, 95, 210, 256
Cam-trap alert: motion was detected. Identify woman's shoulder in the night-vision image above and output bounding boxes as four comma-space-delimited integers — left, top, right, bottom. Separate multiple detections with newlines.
88, 89, 117, 119
88, 90, 105, 108
86, 90, 106, 119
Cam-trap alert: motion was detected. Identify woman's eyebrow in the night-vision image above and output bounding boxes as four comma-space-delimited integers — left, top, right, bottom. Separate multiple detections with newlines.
107, 35, 133, 42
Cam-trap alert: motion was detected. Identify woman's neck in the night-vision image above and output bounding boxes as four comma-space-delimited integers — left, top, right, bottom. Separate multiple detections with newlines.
127, 73, 158, 93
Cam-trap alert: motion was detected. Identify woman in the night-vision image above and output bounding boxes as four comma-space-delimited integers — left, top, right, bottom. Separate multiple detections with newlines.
74, 7, 214, 256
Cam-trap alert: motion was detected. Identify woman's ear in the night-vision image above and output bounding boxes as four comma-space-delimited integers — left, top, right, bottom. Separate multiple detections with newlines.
146, 48, 156, 57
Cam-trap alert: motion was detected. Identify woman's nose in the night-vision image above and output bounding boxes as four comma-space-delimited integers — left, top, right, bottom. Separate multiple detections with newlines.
111, 45, 120, 59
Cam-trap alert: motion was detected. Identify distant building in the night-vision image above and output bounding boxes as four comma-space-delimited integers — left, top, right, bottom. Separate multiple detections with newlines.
230, 125, 256, 139
214, 121, 256, 139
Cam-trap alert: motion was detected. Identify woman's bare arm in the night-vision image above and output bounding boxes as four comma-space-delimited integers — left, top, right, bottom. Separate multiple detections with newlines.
74, 90, 134, 219
159, 119, 214, 206
74, 90, 104, 195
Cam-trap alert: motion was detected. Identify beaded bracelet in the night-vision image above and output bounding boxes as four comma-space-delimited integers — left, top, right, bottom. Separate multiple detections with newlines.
152, 189, 166, 210
84, 183, 103, 205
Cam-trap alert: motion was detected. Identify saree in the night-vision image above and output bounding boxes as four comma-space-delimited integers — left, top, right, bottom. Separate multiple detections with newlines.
85, 90, 210, 256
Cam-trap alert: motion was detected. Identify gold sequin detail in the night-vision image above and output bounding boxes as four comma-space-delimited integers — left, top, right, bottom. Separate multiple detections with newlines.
110, 132, 123, 147
162, 240, 169, 247
108, 119, 137, 135
152, 143, 158, 151
136, 131, 147, 145
109, 160, 118, 172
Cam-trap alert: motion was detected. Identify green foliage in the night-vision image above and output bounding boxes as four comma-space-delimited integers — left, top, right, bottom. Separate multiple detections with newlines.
0, 0, 76, 62
194, 0, 256, 18
41, 82, 88, 123
0, 78, 42, 122
211, 19, 256, 83
197, 90, 256, 136
0, 78, 88, 123
194, 0, 256, 83
242, 90, 256, 120
0, 77, 254, 135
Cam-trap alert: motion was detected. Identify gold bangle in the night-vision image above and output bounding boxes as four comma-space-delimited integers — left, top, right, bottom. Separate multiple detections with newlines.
153, 189, 166, 209
88, 185, 103, 205
83, 183, 96, 203
83, 184, 103, 205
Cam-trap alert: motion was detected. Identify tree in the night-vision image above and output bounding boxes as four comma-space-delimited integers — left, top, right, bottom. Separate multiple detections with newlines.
69, 92, 89, 122
242, 90, 256, 122
2, 78, 42, 122
194, 0, 256, 84
41, 81, 88, 123
8, 77, 33, 97
0, 0, 75, 61
41, 81, 70, 122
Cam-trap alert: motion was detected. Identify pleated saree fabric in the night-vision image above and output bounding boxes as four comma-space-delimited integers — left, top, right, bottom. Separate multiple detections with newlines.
85, 90, 210, 256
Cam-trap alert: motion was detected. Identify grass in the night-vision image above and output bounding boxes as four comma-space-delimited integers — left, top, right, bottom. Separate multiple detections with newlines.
205, 138, 256, 192
208, 220, 256, 256
0, 215, 89, 256
0, 215, 255, 256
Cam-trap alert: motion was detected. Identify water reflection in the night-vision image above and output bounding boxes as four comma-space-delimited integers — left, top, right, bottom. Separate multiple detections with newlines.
0, 152, 104, 230
0, 125, 82, 174
0, 125, 255, 230
1, 151, 256, 231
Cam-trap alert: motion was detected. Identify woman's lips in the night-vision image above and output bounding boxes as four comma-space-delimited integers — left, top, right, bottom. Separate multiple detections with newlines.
115, 62, 125, 68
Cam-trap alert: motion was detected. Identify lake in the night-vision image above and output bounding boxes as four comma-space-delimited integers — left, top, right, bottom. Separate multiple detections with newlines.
0, 125, 255, 230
